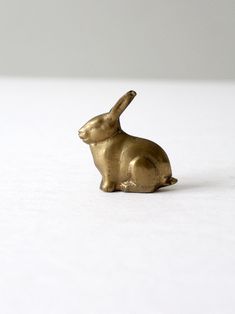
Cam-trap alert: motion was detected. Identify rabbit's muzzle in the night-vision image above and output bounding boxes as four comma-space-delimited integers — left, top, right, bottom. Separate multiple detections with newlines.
78, 129, 88, 142
78, 129, 85, 138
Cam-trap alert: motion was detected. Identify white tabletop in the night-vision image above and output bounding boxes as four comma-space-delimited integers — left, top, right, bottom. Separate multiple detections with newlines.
0, 78, 235, 314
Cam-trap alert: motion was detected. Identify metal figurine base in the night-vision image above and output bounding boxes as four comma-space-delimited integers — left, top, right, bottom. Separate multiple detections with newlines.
79, 91, 177, 193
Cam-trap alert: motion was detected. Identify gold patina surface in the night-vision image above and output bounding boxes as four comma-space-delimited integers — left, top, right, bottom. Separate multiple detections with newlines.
79, 91, 177, 193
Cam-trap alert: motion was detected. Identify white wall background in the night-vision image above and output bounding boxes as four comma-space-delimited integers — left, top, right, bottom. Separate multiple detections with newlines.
0, 0, 234, 79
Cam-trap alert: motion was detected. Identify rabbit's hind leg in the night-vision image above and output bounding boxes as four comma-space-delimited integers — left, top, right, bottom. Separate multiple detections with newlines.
120, 156, 157, 193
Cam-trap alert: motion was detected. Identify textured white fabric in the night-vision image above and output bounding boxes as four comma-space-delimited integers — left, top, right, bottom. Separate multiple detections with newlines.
0, 78, 235, 314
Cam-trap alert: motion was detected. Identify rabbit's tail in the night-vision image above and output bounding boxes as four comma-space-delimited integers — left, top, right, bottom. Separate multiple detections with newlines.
166, 176, 178, 186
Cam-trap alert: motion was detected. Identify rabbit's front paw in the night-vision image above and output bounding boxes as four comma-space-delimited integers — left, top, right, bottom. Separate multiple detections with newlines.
100, 180, 116, 192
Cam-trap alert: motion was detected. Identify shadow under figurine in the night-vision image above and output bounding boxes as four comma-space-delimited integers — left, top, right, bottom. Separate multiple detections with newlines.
79, 90, 177, 193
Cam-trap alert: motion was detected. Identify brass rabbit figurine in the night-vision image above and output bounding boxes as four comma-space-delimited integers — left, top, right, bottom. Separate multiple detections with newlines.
79, 91, 177, 193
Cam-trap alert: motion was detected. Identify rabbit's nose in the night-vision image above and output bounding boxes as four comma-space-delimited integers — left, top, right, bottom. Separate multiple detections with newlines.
79, 129, 85, 138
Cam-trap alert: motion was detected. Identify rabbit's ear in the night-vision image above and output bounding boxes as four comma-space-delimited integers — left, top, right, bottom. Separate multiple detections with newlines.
110, 91, 137, 119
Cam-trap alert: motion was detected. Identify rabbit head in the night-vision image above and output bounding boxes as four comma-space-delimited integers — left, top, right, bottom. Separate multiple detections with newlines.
79, 90, 136, 144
